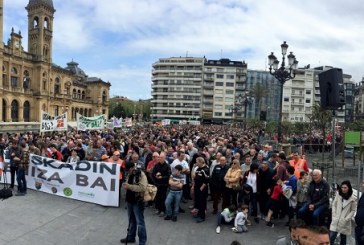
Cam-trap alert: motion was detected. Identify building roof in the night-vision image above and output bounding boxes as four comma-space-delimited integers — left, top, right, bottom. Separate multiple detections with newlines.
65, 60, 87, 78
204, 58, 247, 68
27, 0, 54, 9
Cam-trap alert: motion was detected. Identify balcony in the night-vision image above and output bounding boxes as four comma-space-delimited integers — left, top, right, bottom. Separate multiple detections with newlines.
291, 93, 304, 98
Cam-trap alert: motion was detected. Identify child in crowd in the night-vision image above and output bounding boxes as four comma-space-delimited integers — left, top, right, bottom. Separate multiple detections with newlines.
232, 204, 249, 233
266, 179, 283, 228
215, 205, 237, 234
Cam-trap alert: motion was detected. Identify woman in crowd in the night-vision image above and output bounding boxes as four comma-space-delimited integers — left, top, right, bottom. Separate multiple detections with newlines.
193, 157, 210, 223
329, 180, 357, 245
224, 159, 242, 208
241, 163, 260, 223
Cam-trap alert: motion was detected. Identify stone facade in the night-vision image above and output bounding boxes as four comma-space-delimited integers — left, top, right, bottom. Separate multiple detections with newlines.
0, 0, 110, 123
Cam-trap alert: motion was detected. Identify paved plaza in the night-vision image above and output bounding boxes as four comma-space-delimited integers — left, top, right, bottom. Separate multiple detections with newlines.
0, 189, 288, 245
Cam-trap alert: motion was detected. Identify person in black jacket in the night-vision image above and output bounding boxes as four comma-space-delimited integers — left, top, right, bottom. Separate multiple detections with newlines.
257, 161, 275, 220
8, 140, 22, 190
193, 157, 210, 223
152, 152, 171, 216
210, 156, 229, 214
355, 180, 364, 245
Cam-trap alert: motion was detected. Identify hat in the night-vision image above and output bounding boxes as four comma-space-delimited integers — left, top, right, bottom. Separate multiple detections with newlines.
113, 151, 120, 156
101, 154, 109, 160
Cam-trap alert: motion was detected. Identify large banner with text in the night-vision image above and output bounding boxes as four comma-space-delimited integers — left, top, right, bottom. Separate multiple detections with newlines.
40, 111, 68, 132
77, 114, 105, 131
5, 154, 120, 206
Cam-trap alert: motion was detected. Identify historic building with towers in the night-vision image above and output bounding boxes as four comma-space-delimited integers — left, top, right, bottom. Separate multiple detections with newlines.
0, 0, 110, 126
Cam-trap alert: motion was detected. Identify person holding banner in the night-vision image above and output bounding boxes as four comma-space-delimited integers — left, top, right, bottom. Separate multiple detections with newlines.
121, 161, 147, 245
9, 140, 22, 190
15, 143, 29, 196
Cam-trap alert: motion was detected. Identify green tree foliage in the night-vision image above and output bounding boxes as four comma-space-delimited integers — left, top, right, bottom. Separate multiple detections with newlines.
347, 120, 364, 131
109, 97, 151, 120
250, 82, 269, 117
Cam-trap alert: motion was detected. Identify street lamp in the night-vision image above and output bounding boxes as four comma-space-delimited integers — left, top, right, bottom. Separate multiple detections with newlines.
242, 91, 254, 129
229, 94, 244, 126
268, 41, 298, 142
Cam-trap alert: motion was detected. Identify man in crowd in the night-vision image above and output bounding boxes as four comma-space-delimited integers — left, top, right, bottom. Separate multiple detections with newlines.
210, 156, 229, 214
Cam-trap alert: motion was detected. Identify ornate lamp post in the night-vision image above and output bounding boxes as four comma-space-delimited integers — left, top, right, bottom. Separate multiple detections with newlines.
268, 41, 298, 142
229, 94, 244, 126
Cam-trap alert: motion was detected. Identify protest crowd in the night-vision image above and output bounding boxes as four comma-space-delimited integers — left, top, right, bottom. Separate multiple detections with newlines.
0, 123, 363, 245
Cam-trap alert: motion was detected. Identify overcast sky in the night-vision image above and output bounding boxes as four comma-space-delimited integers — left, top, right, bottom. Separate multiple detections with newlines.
4, 0, 364, 100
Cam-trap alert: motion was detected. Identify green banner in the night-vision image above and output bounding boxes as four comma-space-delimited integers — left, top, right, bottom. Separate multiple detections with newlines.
77, 114, 105, 131
345, 131, 360, 145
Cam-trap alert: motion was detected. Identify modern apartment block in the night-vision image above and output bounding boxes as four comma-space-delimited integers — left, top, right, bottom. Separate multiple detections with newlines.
282, 68, 315, 122
246, 70, 280, 122
202, 59, 247, 123
150, 57, 205, 122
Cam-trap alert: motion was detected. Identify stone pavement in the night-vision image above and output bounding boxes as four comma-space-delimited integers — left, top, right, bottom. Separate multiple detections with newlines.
0, 190, 289, 245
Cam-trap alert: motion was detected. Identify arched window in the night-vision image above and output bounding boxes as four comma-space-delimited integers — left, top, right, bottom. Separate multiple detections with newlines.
11, 100, 19, 122
82, 91, 85, 99
54, 77, 60, 95
23, 70, 30, 90
24, 101, 30, 122
77, 90, 81, 99
2, 99, 7, 122
73, 89, 77, 99
11, 67, 17, 74
71, 108, 75, 120
33, 16, 39, 28
43, 45, 48, 57
44, 17, 49, 29
80, 108, 84, 116
88, 109, 92, 117
2, 65, 7, 87
102, 90, 107, 103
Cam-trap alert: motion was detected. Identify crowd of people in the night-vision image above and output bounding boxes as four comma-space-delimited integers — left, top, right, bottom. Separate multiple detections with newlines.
0, 124, 362, 245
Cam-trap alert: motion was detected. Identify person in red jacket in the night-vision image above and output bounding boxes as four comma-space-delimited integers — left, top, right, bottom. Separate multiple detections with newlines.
49, 144, 62, 160
265, 179, 283, 227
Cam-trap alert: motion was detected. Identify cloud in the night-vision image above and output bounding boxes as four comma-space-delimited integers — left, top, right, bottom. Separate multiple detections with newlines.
3, 0, 364, 100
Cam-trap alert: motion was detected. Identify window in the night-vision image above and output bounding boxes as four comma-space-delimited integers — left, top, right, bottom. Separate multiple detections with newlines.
226, 82, 234, 87
206, 68, 212, 72
225, 90, 234, 94
215, 82, 224, 86
215, 96, 223, 102
54, 77, 60, 95
305, 99, 311, 103
11, 100, 19, 122
346, 90, 352, 96
217, 68, 224, 72
23, 101, 30, 122
216, 74, 224, 79
214, 104, 223, 109
225, 97, 234, 102
227, 75, 235, 79
215, 89, 223, 94
306, 90, 311, 94
214, 112, 222, 116
284, 97, 289, 102
11, 77, 18, 88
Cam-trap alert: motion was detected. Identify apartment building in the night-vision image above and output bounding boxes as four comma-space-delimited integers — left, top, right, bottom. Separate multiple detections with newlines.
282, 68, 315, 122
150, 57, 205, 122
246, 70, 280, 121
202, 59, 247, 123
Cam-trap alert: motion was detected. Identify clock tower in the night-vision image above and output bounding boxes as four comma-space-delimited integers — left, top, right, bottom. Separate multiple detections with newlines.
26, 0, 55, 63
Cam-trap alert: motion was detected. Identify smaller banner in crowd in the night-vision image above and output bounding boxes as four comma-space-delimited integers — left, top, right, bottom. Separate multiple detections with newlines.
77, 114, 105, 131
179, 120, 187, 125
124, 117, 133, 127
161, 119, 170, 126
40, 111, 68, 132
26, 154, 120, 206
112, 116, 122, 128
189, 120, 200, 125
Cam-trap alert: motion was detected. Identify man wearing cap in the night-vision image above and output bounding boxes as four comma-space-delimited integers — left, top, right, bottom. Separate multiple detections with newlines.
108, 150, 125, 190
121, 161, 147, 245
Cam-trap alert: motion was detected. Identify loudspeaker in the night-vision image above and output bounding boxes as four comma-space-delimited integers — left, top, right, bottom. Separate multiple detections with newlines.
318, 68, 345, 109
260, 111, 267, 121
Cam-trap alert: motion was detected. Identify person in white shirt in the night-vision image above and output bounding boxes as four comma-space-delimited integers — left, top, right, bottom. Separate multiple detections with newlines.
232, 204, 249, 233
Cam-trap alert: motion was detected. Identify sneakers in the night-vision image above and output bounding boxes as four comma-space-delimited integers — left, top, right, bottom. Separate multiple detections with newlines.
266, 221, 275, 228
120, 237, 136, 243
172, 216, 177, 222
164, 216, 172, 220
216, 226, 221, 234
158, 212, 165, 217
232, 227, 238, 233
195, 217, 205, 223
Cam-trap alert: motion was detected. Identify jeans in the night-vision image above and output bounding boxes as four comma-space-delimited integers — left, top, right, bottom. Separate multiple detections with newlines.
126, 201, 147, 245
16, 168, 27, 193
10, 166, 18, 189
298, 203, 328, 226
355, 226, 364, 245
217, 214, 234, 226
165, 191, 182, 217
329, 231, 346, 245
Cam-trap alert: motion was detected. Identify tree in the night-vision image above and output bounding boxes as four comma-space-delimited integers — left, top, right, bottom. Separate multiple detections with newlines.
250, 82, 269, 118
310, 103, 332, 160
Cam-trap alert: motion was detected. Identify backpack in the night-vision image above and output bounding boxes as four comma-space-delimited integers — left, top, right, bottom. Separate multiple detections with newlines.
143, 184, 157, 202
0, 188, 13, 200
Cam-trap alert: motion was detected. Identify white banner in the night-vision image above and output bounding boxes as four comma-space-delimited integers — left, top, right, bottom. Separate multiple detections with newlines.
125, 117, 133, 127
40, 111, 68, 132
112, 116, 122, 128
0, 154, 120, 206
162, 119, 170, 126
77, 114, 105, 131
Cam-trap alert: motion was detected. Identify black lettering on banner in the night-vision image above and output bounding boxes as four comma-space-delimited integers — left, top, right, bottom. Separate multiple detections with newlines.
47, 172, 64, 184
76, 174, 88, 186
31, 155, 43, 166
99, 163, 116, 175
75, 161, 91, 171
90, 177, 107, 190
42, 113, 54, 120
37, 168, 48, 180
41, 121, 54, 130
